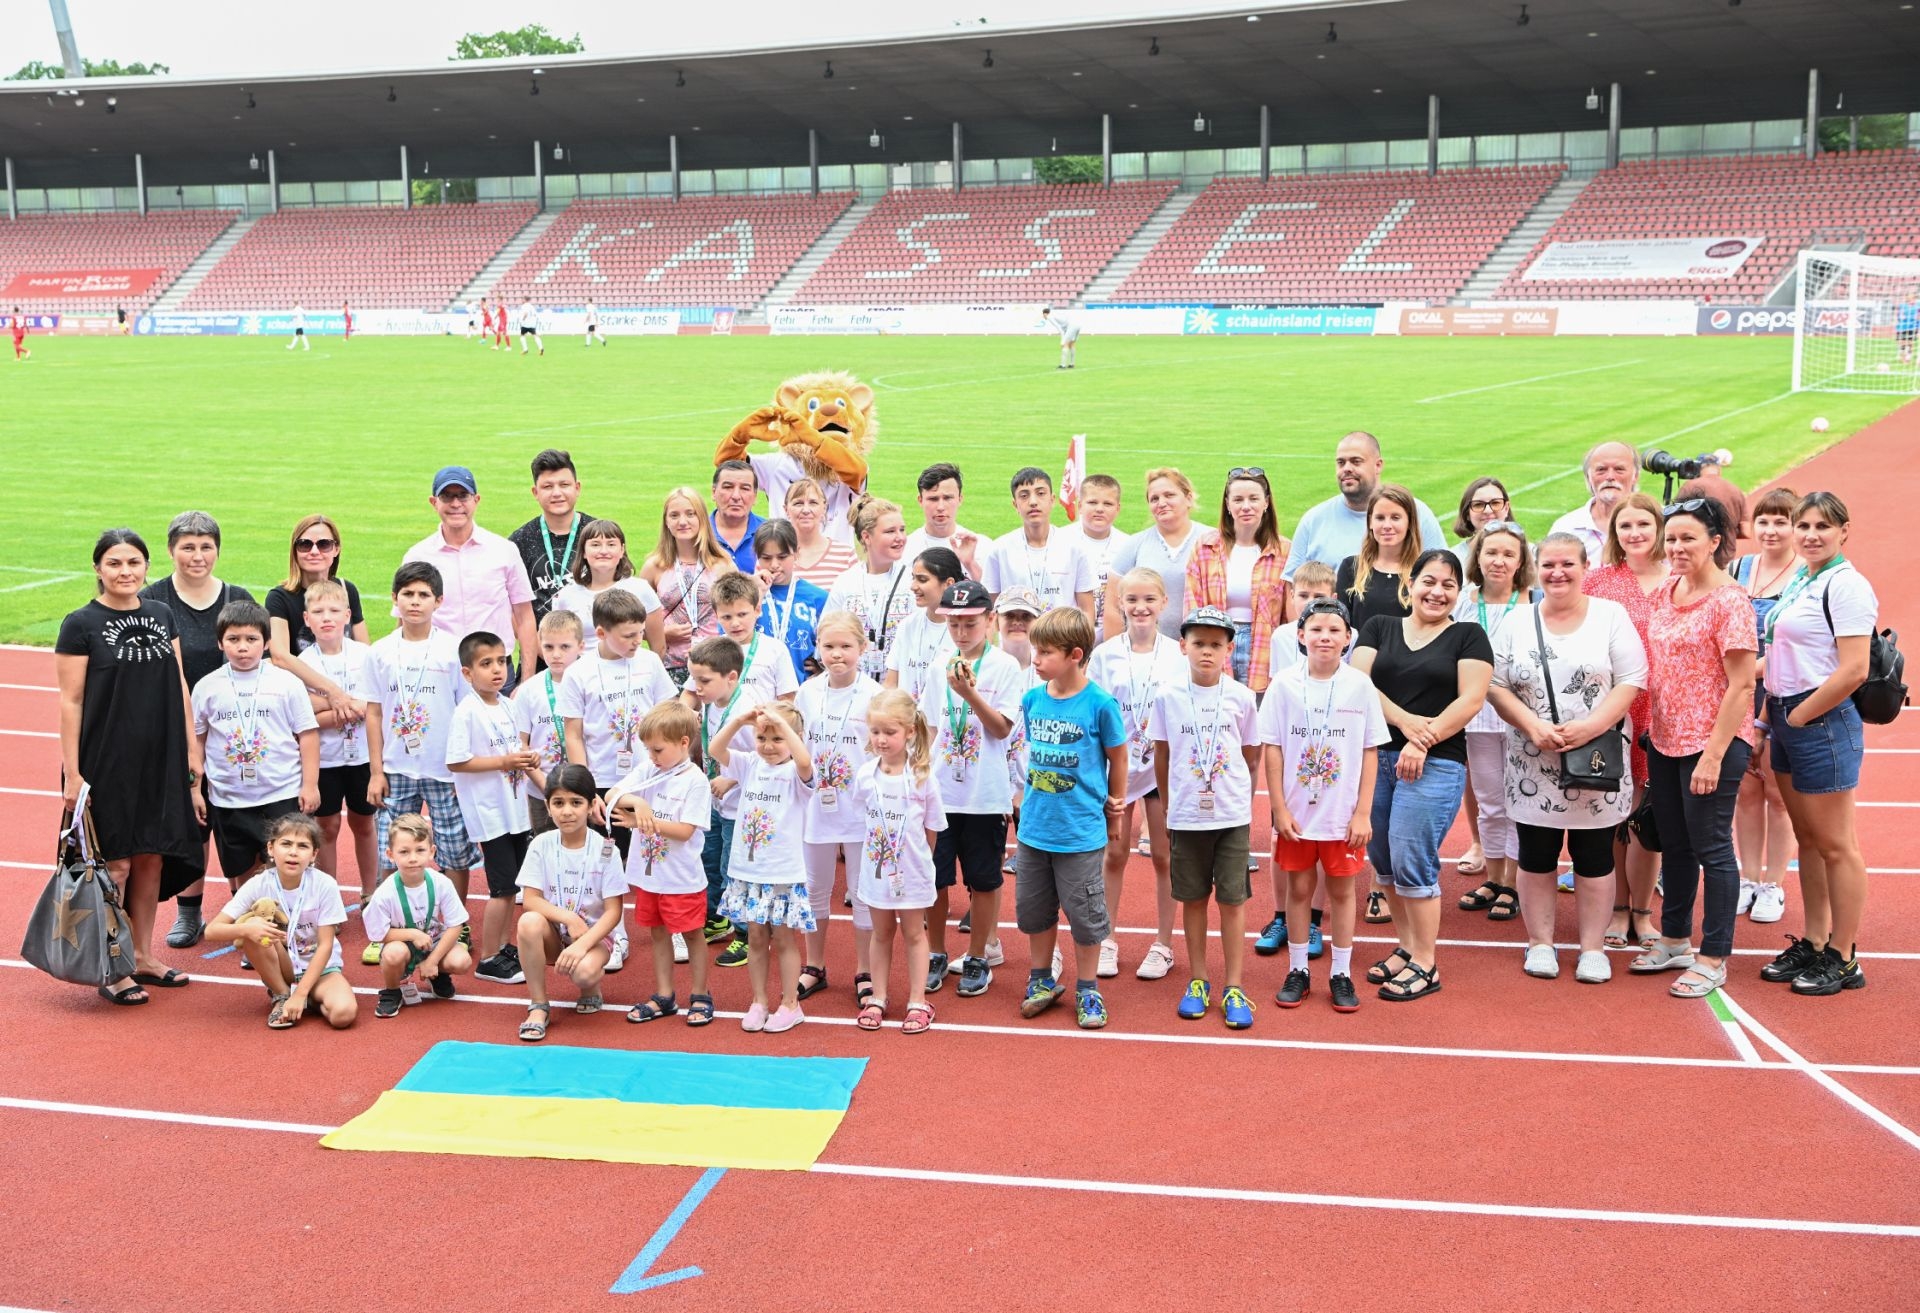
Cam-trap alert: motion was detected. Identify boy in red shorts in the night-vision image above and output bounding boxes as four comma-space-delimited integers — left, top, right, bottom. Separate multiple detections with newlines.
1258, 599, 1387, 1012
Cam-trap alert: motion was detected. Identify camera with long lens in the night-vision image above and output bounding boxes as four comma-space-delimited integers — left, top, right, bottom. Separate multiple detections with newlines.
1642, 448, 1732, 501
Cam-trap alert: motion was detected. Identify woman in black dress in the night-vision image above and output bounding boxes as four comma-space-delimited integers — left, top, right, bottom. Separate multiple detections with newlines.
139, 511, 254, 947
55, 529, 203, 1003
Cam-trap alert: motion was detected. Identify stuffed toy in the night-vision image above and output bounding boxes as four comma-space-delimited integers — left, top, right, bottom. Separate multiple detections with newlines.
233, 897, 289, 947
716, 370, 877, 536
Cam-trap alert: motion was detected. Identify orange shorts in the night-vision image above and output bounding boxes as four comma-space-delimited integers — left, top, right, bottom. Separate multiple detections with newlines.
629, 888, 707, 934
1273, 836, 1367, 879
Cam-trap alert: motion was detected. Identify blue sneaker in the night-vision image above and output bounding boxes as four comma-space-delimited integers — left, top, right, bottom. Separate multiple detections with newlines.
1308, 921, 1325, 961
1254, 913, 1286, 956
1177, 978, 1211, 1020
1020, 976, 1065, 1018
1076, 989, 1108, 1029
1221, 986, 1255, 1030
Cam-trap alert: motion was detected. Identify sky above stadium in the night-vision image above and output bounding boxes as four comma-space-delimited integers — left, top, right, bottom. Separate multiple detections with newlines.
3, 0, 1275, 78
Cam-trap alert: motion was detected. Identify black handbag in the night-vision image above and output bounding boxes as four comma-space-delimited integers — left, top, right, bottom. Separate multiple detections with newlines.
1534, 605, 1627, 793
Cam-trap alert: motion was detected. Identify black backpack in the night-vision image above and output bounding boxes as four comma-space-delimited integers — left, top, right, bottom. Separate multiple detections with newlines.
1822, 579, 1909, 725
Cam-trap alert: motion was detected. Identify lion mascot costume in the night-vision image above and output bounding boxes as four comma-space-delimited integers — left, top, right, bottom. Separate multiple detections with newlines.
715, 370, 876, 541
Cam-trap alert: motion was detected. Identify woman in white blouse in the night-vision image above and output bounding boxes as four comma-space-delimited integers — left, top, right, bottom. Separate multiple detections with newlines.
1488, 532, 1647, 984
827, 496, 915, 681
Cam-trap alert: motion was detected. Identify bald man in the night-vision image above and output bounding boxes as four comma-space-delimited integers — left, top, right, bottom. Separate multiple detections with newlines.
1550, 441, 1640, 563
1282, 430, 1448, 579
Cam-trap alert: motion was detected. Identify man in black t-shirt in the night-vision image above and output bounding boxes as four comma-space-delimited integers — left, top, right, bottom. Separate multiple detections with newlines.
507, 449, 600, 623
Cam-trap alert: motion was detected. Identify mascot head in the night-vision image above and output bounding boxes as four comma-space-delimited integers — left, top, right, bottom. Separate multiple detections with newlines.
774, 370, 878, 461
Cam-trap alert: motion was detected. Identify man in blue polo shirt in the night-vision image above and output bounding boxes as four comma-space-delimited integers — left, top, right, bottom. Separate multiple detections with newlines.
1284, 430, 1446, 579
710, 459, 764, 573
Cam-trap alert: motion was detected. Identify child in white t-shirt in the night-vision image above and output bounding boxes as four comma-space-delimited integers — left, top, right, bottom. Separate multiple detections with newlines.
191, 600, 321, 887
608, 701, 714, 1026
513, 764, 628, 1041
204, 813, 356, 1030
712, 703, 817, 1033
994, 586, 1044, 873
795, 612, 881, 1008
886, 546, 963, 702
363, 812, 472, 1018
1087, 566, 1185, 982
560, 586, 677, 860
300, 578, 377, 897
515, 607, 585, 835
713, 570, 800, 704
1150, 606, 1261, 1032
449, 632, 538, 985
854, 690, 948, 1035
684, 635, 765, 969
1258, 597, 1387, 1014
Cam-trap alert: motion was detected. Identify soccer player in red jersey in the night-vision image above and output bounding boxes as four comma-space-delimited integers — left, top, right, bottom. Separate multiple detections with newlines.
9, 307, 29, 361
493, 299, 510, 351
479, 299, 495, 349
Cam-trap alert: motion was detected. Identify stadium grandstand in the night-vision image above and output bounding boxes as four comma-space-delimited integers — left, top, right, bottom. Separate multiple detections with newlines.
1, 1, 1917, 323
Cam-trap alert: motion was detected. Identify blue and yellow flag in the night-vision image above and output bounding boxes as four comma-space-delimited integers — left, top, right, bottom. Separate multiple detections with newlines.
321, 1042, 866, 1171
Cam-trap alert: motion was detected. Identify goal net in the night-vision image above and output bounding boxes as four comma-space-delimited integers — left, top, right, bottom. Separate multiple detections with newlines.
1792, 250, 1920, 394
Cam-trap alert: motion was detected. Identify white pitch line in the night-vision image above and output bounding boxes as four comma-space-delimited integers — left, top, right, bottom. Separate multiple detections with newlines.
1505, 391, 1796, 498
0, 575, 82, 595
1719, 988, 1920, 1156
1416, 359, 1642, 404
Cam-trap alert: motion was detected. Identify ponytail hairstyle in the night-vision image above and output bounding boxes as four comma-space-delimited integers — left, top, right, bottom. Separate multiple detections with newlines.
866, 688, 933, 783
1350, 483, 1425, 607
848, 495, 904, 566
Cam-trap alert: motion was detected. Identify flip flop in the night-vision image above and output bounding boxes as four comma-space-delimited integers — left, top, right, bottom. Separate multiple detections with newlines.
97, 982, 149, 1006
133, 968, 190, 988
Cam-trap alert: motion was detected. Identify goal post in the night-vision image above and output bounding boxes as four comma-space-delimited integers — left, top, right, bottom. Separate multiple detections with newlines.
1792, 250, 1920, 395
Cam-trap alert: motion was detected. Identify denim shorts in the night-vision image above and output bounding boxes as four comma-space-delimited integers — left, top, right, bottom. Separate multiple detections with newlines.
1768, 692, 1863, 795
1367, 752, 1467, 899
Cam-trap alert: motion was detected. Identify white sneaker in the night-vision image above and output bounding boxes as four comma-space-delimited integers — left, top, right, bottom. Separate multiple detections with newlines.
400, 980, 422, 1006
606, 936, 627, 974
985, 938, 1005, 968
1523, 943, 1560, 979
1097, 937, 1120, 978
1136, 941, 1175, 980
1750, 882, 1786, 923
1051, 946, 1064, 980
1736, 879, 1758, 915
1135, 836, 1151, 857
671, 933, 690, 964
1247, 853, 1261, 872
1575, 950, 1612, 984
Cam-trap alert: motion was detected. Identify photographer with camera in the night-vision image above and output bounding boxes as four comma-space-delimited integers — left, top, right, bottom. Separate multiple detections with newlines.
1550, 443, 1640, 564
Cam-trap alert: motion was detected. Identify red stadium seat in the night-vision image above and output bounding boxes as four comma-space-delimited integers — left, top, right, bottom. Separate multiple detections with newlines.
0, 210, 235, 317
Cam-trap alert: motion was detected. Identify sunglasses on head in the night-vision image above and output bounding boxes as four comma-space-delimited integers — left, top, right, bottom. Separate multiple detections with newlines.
1661, 499, 1709, 518
295, 537, 337, 553
1479, 520, 1525, 536
1227, 467, 1267, 481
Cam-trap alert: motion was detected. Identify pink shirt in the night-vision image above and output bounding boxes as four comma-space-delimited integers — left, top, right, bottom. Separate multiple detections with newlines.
1645, 576, 1757, 758
404, 523, 534, 650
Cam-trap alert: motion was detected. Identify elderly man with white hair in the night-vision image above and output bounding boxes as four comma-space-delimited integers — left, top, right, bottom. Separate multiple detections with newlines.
1551, 441, 1641, 564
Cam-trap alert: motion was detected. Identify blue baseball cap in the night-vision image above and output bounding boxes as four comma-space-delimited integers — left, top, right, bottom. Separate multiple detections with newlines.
431, 465, 476, 496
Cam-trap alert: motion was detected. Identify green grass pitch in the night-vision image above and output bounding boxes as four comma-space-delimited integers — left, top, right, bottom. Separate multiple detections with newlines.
0, 332, 1904, 645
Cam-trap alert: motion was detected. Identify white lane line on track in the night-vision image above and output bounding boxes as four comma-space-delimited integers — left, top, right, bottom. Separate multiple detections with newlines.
1719, 988, 1920, 1155
0, 788, 60, 798
0, 730, 55, 739
1415, 359, 1643, 404
3, 1093, 1918, 1239
0, 684, 56, 693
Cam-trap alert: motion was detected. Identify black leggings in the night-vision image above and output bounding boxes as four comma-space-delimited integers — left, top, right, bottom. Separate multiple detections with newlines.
1516, 822, 1614, 878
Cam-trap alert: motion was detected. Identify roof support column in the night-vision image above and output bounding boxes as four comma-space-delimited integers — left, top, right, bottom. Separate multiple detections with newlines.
952, 121, 963, 191
669, 134, 681, 201
400, 145, 410, 208
533, 141, 544, 209
1805, 68, 1820, 160
1259, 105, 1271, 181
134, 152, 146, 215
267, 149, 279, 213
808, 128, 820, 197
6, 157, 16, 221
1605, 82, 1622, 169
1427, 95, 1439, 177
1101, 113, 1112, 188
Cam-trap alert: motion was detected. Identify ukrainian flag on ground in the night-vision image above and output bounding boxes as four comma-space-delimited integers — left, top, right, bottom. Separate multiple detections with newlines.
321, 1042, 866, 1171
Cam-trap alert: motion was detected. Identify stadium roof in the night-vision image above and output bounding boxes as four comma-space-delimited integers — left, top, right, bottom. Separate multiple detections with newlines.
4, 0, 1918, 189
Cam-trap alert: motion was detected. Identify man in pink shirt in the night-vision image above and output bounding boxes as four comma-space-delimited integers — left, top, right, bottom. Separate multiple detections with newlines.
405, 465, 538, 689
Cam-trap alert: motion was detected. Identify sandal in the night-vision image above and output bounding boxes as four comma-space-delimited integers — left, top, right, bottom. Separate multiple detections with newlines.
626, 993, 677, 1023
96, 981, 149, 1006
1455, 849, 1487, 877
902, 1002, 935, 1035
266, 995, 297, 1029
1377, 960, 1442, 1002
1669, 961, 1727, 999
856, 1000, 886, 1031
1631, 907, 1660, 948
1458, 883, 1501, 912
1365, 947, 1412, 985
1363, 890, 1391, 924
685, 994, 715, 1027
1485, 885, 1519, 921
1604, 904, 1631, 949
853, 972, 874, 1007
796, 965, 829, 1001
1630, 941, 1696, 974
519, 1004, 551, 1042
574, 992, 603, 1016
132, 968, 190, 988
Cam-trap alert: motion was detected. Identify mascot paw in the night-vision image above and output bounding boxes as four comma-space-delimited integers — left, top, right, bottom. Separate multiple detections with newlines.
729, 405, 805, 445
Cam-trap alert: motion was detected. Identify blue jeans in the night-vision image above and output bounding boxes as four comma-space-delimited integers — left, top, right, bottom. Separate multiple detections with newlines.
1367, 752, 1467, 899
702, 816, 736, 919
1648, 740, 1749, 959
1231, 621, 1253, 685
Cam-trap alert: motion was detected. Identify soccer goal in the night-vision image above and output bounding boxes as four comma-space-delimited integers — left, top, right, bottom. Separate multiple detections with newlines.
1792, 250, 1920, 394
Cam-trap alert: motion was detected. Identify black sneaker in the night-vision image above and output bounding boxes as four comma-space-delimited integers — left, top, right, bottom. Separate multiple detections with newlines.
957, 956, 992, 997
476, 946, 526, 984
1790, 946, 1865, 996
925, 952, 949, 993
716, 937, 749, 968
1759, 935, 1824, 983
430, 973, 457, 1000
375, 987, 404, 1019
703, 916, 734, 945
1276, 968, 1311, 1008
1329, 973, 1360, 1013
957, 909, 972, 933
